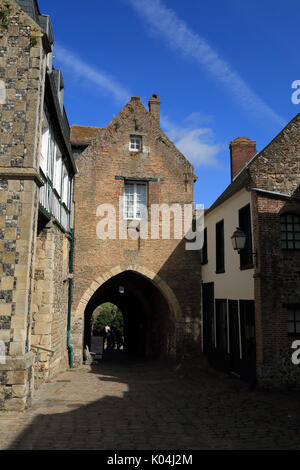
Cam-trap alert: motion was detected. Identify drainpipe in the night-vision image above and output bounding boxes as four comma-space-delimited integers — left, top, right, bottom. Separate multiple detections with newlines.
67, 227, 74, 368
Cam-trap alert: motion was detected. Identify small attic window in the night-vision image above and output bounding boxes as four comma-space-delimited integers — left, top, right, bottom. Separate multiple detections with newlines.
129, 136, 142, 152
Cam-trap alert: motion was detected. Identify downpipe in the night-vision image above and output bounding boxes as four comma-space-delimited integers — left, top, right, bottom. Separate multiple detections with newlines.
67, 228, 74, 368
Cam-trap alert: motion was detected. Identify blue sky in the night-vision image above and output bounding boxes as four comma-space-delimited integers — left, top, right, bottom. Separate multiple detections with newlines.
38, 0, 300, 208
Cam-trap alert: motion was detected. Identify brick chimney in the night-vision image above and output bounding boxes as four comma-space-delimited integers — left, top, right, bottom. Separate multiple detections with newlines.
229, 137, 256, 180
148, 94, 160, 124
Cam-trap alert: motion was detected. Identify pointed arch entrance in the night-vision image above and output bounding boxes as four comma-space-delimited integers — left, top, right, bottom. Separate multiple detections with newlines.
72, 266, 181, 363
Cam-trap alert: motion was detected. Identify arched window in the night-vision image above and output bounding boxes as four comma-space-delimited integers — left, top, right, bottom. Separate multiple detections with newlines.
280, 214, 300, 249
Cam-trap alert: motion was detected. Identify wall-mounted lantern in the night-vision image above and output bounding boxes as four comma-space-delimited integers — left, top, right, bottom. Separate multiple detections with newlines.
231, 226, 257, 266
119, 286, 125, 294
231, 227, 246, 253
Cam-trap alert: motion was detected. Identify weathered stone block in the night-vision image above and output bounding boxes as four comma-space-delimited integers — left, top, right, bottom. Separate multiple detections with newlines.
10, 315, 26, 329
12, 329, 26, 342
33, 321, 51, 335
6, 370, 27, 385
6, 203, 19, 216
12, 288, 28, 302
11, 384, 26, 398
2, 110, 14, 121
14, 264, 29, 277
1, 276, 14, 290
9, 341, 25, 356
5, 396, 26, 411
0, 351, 35, 372
0, 329, 10, 342
6, 66, 17, 78
5, 227, 17, 239
3, 251, 15, 263
29, 47, 40, 58
0, 192, 7, 203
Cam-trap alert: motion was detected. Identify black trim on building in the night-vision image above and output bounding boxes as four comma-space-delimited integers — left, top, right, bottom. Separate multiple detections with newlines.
201, 227, 208, 264
239, 203, 254, 269
215, 220, 225, 273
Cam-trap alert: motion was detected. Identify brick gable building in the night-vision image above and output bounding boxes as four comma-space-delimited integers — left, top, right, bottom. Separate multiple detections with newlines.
70, 95, 202, 364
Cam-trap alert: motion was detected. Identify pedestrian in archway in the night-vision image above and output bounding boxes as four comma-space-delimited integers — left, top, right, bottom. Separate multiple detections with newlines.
104, 324, 111, 349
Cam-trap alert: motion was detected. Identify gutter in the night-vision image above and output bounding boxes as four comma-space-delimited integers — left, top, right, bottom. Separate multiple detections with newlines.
67, 228, 74, 368
250, 188, 300, 201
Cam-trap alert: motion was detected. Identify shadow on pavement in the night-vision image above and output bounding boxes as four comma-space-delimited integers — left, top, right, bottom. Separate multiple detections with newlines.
7, 352, 300, 450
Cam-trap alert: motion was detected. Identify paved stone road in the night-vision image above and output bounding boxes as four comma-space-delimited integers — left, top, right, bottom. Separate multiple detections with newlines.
0, 354, 300, 450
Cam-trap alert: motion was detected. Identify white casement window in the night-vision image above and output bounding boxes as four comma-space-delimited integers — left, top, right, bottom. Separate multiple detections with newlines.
129, 136, 142, 152
40, 111, 50, 175
53, 149, 62, 194
47, 127, 56, 180
40, 114, 56, 181
62, 165, 69, 206
124, 182, 147, 219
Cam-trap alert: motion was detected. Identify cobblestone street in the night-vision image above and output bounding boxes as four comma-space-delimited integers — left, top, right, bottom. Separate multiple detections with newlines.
0, 355, 300, 450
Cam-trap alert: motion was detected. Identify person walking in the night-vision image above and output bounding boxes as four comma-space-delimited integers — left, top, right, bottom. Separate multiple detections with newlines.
104, 324, 111, 349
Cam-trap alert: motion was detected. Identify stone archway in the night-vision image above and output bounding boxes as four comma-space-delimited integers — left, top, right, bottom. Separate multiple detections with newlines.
71, 265, 182, 365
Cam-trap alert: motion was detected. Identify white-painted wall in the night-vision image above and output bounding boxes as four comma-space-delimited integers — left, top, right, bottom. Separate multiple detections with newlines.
202, 188, 254, 300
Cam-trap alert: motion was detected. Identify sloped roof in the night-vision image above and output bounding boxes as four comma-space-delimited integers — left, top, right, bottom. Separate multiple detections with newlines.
106, 97, 195, 176
70, 97, 196, 179
14, 0, 41, 24
206, 170, 250, 215
206, 112, 300, 214
70, 125, 105, 145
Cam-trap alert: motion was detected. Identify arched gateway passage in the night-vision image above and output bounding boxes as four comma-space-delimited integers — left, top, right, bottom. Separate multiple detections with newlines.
82, 270, 178, 360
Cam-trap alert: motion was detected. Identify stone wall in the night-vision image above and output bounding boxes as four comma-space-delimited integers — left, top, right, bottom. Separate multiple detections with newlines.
249, 113, 300, 389
31, 218, 70, 385
0, 0, 47, 410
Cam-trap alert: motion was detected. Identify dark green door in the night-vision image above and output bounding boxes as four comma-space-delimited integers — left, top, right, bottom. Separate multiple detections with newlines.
228, 300, 240, 375
202, 283, 214, 354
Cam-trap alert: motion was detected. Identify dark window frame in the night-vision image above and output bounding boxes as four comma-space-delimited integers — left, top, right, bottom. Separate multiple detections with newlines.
215, 219, 225, 273
286, 304, 300, 336
238, 203, 253, 270
280, 213, 300, 250
239, 300, 256, 361
201, 227, 208, 264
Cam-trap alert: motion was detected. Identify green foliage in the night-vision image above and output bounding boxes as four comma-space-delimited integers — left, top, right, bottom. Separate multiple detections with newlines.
0, 2, 12, 28
91, 303, 124, 337
30, 35, 38, 47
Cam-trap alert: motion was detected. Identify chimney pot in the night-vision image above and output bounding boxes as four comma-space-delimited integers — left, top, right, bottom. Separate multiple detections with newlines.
148, 94, 160, 124
229, 136, 256, 180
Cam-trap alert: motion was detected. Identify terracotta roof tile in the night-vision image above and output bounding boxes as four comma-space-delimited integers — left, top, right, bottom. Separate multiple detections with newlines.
70, 125, 104, 144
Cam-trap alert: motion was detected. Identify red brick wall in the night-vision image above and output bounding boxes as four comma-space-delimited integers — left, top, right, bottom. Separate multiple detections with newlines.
230, 137, 256, 180
71, 97, 202, 363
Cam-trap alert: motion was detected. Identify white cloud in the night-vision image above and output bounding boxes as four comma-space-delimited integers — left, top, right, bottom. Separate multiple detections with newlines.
129, 0, 285, 127
183, 112, 212, 126
161, 114, 222, 167
54, 43, 131, 104
53, 43, 220, 166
